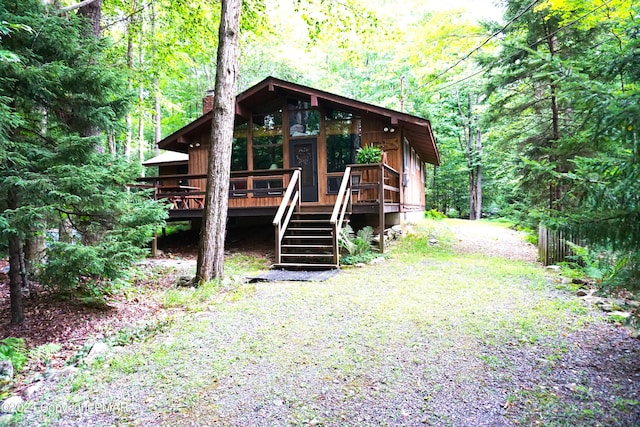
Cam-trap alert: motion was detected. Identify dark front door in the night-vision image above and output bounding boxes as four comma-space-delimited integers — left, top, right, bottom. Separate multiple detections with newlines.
289, 138, 318, 202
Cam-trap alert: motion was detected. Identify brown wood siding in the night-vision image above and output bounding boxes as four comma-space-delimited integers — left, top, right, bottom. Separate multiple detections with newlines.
316, 110, 328, 200
401, 136, 426, 211
360, 118, 402, 170
228, 196, 281, 209
361, 118, 420, 209
188, 136, 209, 191
228, 171, 294, 209
353, 166, 381, 203
158, 165, 181, 186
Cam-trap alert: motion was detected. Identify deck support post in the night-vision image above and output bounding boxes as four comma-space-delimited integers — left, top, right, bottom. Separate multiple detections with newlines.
379, 164, 385, 253
151, 231, 158, 258
275, 224, 281, 264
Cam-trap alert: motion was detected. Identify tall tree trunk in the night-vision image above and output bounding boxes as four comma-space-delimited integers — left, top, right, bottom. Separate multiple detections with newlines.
107, 132, 116, 156
196, 0, 242, 283
546, 29, 561, 210
77, 0, 102, 38
151, 0, 161, 155
138, 31, 145, 169
138, 7, 146, 167
459, 92, 483, 220
125, 0, 136, 161
469, 176, 477, 219
154, 77, 161, 155
138, 85, 145, 167
474, 127, 482, 220
7, 188, 24, 324
24, 237, 42, 274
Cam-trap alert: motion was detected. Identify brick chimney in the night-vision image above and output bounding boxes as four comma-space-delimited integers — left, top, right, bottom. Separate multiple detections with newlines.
202, 89, 215, 114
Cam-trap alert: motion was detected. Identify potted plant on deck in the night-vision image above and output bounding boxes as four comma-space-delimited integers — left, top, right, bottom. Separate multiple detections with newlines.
356, 145, 384, 164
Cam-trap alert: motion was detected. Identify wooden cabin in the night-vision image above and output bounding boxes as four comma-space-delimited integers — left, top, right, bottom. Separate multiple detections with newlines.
141, 77, 439, 269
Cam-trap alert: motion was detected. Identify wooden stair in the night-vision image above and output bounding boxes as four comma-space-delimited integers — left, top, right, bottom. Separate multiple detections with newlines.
273, 206, 347, 270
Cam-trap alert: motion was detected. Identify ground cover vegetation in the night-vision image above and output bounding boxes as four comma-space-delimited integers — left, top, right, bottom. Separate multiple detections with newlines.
12, 219, 640, 426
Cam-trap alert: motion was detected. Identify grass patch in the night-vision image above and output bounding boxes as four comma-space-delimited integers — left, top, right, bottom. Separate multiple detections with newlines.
513, 385, 608, 427
480, 217, 515, 227
106, 317, 175, 347
160, 253, 269, 310
157, 221, 191, 236
162, 280, 223, 309
224, 253, 271, 276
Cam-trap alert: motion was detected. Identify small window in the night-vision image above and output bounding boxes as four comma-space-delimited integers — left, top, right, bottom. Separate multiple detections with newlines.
229, 180, 248, 198
253, 179, 283, 197
327, 176, 342, 194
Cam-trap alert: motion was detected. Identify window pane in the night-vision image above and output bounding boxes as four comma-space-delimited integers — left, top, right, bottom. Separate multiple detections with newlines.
253, 144, 283, 170
325, 115, 360, 173
253, 112, 283, 138
231, 137, 247, 171
327, 176, 342, 194
287, 99, 311, 110
289, 109, 320, 137
252, 112, 283, 170
327, 110, 353, 121
232, 124, 248, 171
253, 179, 284, 197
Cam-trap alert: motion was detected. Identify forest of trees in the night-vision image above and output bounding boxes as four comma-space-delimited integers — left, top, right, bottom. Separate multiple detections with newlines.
0, 0, 638, 322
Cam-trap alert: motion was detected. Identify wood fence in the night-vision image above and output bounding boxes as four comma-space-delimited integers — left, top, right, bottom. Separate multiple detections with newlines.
538, 225, 584, 266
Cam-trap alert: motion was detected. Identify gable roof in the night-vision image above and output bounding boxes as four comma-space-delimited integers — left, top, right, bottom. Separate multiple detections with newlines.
158, 76, 439, 165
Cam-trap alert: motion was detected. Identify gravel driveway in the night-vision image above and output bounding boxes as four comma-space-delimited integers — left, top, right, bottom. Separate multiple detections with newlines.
20, 219, 640, 426
445, 219, 537, 263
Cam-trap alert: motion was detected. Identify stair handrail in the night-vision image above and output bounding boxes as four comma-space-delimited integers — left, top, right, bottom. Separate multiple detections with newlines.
272, 169, 301, 264
330, 167, 352, 265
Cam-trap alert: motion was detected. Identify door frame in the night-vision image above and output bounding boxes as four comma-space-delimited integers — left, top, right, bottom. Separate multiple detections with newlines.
289, 138, 319, 203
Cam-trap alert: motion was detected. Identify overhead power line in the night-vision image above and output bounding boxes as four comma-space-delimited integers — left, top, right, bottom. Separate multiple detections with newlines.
430, 0, 617, 92
420, 0, 542, 88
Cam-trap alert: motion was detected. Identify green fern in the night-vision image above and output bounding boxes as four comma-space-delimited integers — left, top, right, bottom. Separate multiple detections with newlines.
339, 225, 357, 255
0, 337, 28, 372
29, 343, 62, 366
339, 225, 377, 265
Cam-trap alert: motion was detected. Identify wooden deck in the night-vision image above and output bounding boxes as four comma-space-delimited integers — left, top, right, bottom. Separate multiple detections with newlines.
137, 164, 402, 266
136, 163, 401, 220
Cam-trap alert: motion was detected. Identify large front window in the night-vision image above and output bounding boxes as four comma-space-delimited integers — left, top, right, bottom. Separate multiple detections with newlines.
252, 112, 283, 169
326, 111, 360, 173
232, 123, 248, 171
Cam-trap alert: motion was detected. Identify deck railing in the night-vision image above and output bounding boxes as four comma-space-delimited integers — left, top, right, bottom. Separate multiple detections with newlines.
349, 164, 400, 205
330, 167, 353, 265
135, 169, 300, 210
272, 170, 302, 265
349, 163, 400, 252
